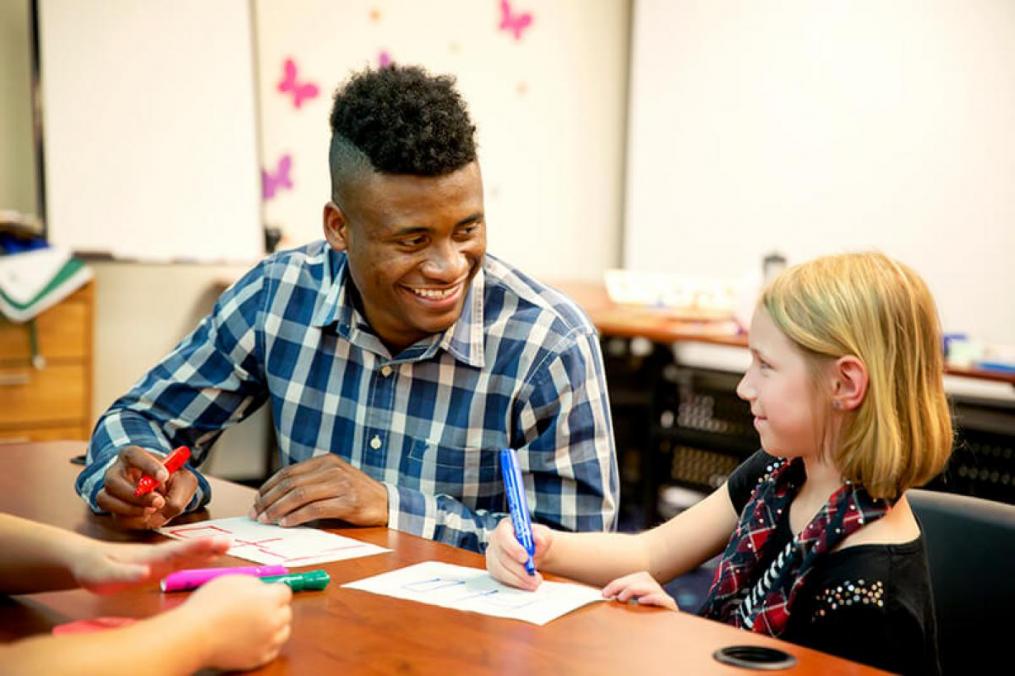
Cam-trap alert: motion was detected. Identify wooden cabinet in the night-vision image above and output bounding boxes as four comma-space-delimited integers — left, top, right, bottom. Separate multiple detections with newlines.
0, 282, 93, 443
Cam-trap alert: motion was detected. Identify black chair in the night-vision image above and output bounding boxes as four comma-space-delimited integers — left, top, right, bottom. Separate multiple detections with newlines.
908, 489, 1015, 676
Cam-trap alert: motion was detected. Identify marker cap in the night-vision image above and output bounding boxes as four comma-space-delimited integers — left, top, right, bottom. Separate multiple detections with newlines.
260, 569, 331, 591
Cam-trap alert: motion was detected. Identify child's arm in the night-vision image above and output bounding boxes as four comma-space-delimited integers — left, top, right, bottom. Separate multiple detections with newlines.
487, 483, 738, 590
0, 513, 228, 595
636, 482, 740, 583
1, 574, 293, 676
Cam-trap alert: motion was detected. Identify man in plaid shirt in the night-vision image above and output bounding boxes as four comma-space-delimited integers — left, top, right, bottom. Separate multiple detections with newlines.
76, 65, 618, 552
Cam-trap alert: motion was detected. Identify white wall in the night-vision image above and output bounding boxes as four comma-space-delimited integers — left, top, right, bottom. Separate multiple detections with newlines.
89, 262, 272, 480
255, 0, 630, 281
0, 0, 38, 217
626, 0, 1015, 344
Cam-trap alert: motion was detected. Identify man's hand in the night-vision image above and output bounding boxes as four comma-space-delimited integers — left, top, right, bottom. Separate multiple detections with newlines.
248, 455, 388, 528
96, 446, 198, 529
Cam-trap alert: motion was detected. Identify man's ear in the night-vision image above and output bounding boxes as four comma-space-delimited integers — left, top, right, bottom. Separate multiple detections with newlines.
830, 355, 868, 412
323, 201, 350, 252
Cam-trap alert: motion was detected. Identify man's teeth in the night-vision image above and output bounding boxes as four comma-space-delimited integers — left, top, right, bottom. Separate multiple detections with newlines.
411, 286, 456, 299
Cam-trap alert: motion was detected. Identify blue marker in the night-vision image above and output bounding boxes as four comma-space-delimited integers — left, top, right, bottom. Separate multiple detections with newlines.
500, 448, 536, 576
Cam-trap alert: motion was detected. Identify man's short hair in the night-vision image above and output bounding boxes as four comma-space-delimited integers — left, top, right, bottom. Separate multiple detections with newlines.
328, 65, 478, 199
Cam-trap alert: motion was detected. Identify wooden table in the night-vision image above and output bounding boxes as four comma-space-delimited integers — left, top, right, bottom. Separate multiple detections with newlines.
0, 442, 884, 675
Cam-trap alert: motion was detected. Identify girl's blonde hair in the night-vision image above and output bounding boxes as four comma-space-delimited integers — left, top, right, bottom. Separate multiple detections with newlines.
762, 252, 953, 499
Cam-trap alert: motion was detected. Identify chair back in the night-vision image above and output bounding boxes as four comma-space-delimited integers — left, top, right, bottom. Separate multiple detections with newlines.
908, 489, 1015, 676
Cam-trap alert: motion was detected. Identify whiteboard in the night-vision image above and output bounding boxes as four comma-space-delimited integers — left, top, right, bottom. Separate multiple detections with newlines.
625, 0, 1015, 344
37, 0, 263, 263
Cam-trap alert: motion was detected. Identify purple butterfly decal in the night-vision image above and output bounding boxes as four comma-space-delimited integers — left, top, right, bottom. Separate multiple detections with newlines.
277, 58, 319, 109
499, 0, 533, 41
378, 50, 392, 68
262, 154, 293, 201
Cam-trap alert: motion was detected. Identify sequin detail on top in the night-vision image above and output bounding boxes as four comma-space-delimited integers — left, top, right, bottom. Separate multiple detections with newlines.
813, 579, 886, 620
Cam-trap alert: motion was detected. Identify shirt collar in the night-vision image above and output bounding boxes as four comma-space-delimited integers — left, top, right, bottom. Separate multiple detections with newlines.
440, 266, 485, 368
310, 248, 485, 368
310, 247, 353, 330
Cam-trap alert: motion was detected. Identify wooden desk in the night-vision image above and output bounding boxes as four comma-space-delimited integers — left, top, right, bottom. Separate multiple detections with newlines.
0, 442, 883, 675
552, 280, 748, 349
0, 282, 95, 442
553, 280, 1015, 385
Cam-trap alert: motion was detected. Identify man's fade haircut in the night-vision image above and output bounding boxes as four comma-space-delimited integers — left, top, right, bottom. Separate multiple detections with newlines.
328, 64, 478, 201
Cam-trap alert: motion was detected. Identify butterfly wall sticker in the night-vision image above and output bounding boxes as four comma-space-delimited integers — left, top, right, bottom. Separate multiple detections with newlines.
498, 0, 533, 41
277, 58, 319, 109
262, 154, 293, 201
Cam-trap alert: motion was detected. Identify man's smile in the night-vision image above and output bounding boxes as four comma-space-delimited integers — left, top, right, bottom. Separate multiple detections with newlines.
406, 283, 461, 300
400, 279, 467, 309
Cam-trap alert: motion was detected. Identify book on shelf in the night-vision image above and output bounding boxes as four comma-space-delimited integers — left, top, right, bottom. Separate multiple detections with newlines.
0, 246, 93, 323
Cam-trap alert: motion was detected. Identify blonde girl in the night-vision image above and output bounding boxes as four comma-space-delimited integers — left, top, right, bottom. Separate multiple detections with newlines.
486, 252, 952, 674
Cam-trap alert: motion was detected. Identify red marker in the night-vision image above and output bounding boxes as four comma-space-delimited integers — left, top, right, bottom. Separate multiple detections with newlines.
134, 446, 191, 497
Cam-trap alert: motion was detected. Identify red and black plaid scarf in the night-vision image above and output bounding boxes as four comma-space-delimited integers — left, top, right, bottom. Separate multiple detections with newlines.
698, 456, 891, 637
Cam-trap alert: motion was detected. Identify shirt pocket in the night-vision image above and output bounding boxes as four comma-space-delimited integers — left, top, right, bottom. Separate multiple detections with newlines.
407, 439, 503, 502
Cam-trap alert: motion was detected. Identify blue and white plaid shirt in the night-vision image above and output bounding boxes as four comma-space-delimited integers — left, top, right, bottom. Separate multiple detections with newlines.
77, 241, 618, 551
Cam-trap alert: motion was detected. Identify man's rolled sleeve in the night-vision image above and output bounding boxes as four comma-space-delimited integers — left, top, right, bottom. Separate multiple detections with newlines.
386, 482, 507, 552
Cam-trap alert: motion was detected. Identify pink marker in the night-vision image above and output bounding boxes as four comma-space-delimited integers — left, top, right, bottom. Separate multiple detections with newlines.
160, 565, 288, 592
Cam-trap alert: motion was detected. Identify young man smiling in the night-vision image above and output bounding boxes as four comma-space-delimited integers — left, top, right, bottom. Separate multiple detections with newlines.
76, 66, 619, 552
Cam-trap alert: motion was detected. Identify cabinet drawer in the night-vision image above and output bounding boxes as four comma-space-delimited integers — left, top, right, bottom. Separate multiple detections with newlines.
0, 295, 90, 363
0, 364, 87, 427
0, 425, 89, 443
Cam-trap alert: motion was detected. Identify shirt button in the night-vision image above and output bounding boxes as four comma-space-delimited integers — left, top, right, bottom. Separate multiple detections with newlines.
380, 365, 393, 377
370, 435, 382, 450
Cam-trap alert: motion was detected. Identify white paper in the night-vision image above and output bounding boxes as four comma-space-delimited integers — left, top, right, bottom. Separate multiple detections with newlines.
342, 561, 605, 625
158, 517, 389, 567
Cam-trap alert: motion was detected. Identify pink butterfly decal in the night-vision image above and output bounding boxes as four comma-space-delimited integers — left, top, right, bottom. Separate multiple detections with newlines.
262, 154, 293, 201
277, 58, 319, 109
499, 0, 533, 41
378, 50, 392, 68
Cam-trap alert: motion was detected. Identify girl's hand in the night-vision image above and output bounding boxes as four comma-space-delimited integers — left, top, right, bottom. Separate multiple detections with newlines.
180, 575, 293, 671
72, 536, 231, 594
601, 571, 679, 611
485, 517, 553, 591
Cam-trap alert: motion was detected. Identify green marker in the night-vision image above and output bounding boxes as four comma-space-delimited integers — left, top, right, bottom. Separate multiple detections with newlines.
260, 569, 331, 591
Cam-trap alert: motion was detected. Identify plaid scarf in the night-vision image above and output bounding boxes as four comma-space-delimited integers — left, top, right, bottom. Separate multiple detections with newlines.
698, 456, 891, 636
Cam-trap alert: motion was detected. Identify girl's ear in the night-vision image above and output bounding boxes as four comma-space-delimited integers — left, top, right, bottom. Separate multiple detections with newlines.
831, 355, 868, 411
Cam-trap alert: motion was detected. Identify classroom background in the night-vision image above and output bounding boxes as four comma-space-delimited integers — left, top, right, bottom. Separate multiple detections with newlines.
1, 1, 1013, 516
